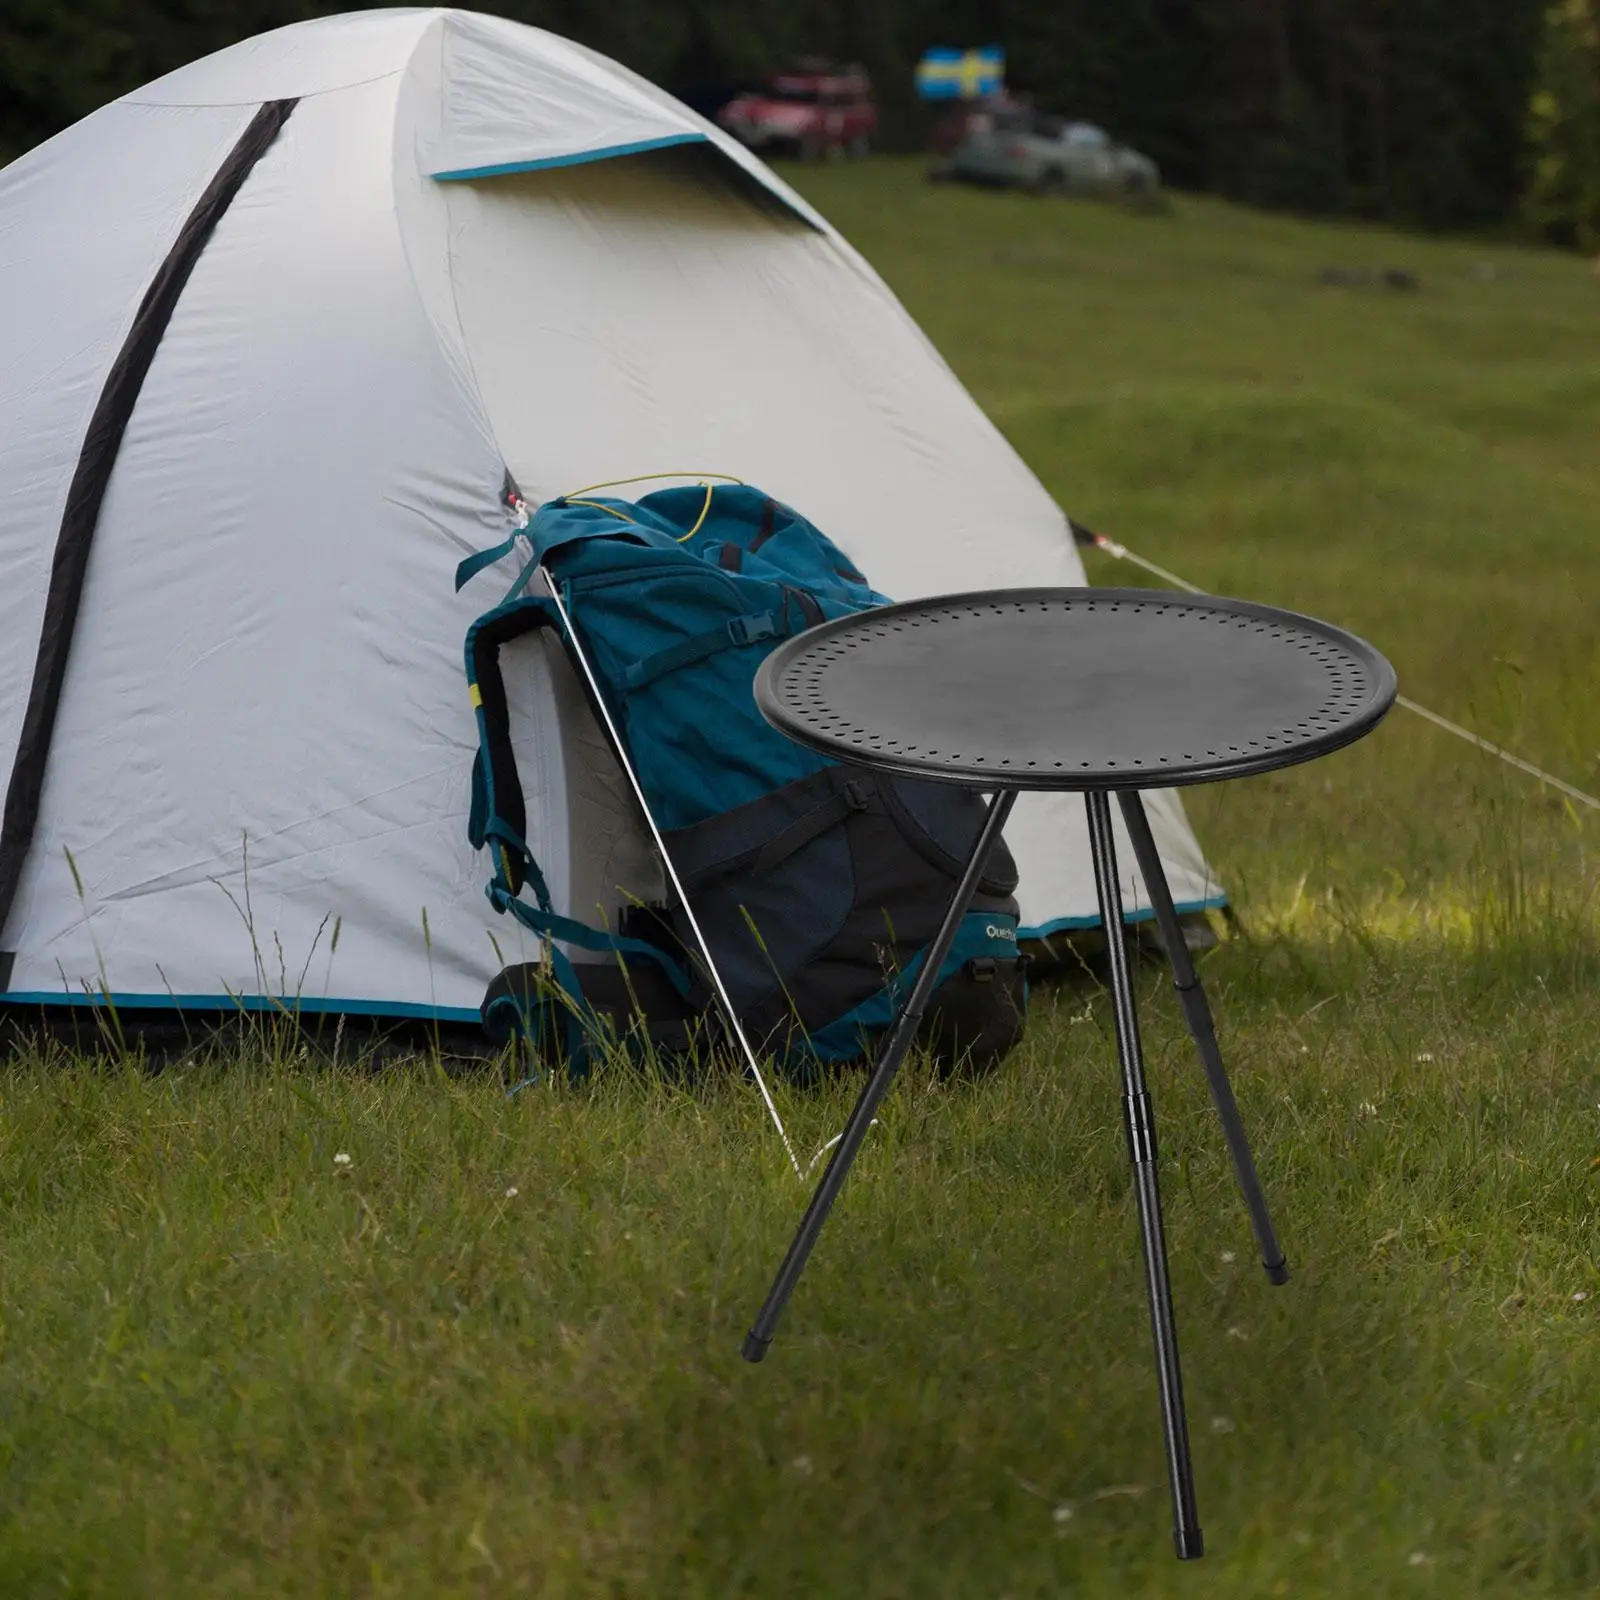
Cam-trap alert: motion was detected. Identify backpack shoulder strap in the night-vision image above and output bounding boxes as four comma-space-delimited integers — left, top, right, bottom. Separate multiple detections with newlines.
464, 594, 561, 897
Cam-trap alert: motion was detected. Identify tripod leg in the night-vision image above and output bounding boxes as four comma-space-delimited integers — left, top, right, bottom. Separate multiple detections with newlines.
1117, 792, 1288, 1286
742, 788, 1019, 1364
1086, 789, 1203, 1561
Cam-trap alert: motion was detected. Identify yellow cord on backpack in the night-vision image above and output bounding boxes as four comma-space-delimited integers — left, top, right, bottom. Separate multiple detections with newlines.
561, 470, 745, 498
562, 498, 637, 523
679, 481, 716, 542
557, 471, 744, 543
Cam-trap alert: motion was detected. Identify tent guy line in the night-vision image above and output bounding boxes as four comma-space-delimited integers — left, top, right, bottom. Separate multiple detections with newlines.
530, 550, 806, 1183
1071, 521, 1600, 815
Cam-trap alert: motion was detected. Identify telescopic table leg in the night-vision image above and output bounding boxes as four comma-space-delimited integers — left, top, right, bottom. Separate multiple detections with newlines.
1117, 791, 1289, 1287
1085, 788, 1203, 1561
741, 787, 1020, 1364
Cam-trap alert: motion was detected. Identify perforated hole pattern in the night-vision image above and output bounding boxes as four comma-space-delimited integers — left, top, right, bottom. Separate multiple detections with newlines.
771, 593, 1386, 778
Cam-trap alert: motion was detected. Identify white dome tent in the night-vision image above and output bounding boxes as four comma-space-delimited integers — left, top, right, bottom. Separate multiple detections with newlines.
0, 8, 1222, 1026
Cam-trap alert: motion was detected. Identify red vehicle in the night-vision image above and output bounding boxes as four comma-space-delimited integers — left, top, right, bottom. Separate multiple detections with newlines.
717, 64, 877, 160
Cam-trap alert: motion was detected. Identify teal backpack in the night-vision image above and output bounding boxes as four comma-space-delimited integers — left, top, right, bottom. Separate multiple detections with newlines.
457, 482, 1027, 1078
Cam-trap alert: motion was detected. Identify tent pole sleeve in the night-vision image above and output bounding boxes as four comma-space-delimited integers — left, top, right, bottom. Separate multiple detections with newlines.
0, 97, 298, 979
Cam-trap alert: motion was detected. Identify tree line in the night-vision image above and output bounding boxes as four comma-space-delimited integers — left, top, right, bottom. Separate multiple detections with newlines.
3, 0, 1597, 242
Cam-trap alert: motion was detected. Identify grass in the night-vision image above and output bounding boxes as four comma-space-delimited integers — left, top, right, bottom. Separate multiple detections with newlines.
3, 161, 1600, 1595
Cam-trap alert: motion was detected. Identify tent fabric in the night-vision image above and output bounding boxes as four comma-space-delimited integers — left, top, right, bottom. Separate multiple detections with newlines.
425, 13, 708, 181
0, 99, 299, 970
0, 8, 1223, 1021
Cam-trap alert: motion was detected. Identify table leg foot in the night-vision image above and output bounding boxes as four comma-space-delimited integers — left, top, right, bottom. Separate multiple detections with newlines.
741, 1331, 772, 1363
1175, 1526, 1206, 1561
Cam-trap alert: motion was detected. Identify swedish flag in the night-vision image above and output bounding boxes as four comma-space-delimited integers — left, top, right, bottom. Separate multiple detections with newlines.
915, 46, 1005, 102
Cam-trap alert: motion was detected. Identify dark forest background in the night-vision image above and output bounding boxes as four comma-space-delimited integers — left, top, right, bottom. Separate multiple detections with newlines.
3, 2, 1596, 239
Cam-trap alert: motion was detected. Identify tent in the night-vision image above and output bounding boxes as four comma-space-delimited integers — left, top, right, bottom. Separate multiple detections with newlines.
0, 8, 1224, 1026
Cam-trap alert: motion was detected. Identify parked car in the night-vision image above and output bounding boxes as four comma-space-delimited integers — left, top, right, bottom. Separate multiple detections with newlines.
941, 113, 1161, 200
927, 91, 1032, 158
717, 64, 877, 160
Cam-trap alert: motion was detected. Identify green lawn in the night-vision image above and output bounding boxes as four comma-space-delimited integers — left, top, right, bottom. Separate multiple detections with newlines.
3, 162, 1599, 1596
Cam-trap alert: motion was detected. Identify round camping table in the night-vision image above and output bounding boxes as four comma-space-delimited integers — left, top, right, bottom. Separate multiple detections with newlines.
741, 587, 1397, 1560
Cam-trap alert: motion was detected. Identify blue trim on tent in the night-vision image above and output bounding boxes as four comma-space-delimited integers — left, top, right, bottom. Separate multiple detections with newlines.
0, 990, 481, 1023
431, 133, 708, 182
1020, 893, 1228, 940
0, 892, 1228, 1017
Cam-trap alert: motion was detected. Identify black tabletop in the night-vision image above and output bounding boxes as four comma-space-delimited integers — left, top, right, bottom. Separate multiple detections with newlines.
754, 588, 1397, 790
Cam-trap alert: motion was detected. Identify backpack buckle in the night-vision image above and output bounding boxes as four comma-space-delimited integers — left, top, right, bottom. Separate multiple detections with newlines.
727, 611, 780, 646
